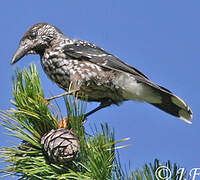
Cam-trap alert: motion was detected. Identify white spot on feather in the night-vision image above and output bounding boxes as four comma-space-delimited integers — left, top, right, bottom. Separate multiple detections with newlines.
179, 109, 192, 124
69, 69, 76, 75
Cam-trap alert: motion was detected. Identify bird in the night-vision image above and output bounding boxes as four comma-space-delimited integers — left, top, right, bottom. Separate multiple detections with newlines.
11, 23, 193, 124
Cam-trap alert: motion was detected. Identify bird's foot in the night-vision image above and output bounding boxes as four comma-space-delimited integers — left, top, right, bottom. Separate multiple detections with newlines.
45, 89, 80, 101
82, 116, 88, 123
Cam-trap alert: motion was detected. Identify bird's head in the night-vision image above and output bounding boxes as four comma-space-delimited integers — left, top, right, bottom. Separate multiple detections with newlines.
11, 23, 63, 64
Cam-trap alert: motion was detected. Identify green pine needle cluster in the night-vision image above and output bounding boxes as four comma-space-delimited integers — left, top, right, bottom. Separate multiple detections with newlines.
12, 65, 58, 135
0, 64, 187, 180
127, 159, 187, 180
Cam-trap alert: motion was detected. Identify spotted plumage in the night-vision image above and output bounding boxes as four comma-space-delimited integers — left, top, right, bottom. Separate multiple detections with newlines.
11, 23, 193, 123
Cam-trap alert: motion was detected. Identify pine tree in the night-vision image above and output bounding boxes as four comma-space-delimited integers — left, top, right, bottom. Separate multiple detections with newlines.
0, 64, 188, 179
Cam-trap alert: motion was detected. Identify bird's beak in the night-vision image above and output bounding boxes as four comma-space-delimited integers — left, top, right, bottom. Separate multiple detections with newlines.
11, 39, 45, 65
11, 46, 29, 64
11, 39, 38, 65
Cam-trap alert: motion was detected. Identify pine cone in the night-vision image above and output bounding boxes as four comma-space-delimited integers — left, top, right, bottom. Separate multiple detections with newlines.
41, 128, 80, 163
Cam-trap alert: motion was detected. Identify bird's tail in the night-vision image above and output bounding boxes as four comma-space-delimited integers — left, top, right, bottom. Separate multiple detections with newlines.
114, 73, 192, 123
150, 86, 193, 124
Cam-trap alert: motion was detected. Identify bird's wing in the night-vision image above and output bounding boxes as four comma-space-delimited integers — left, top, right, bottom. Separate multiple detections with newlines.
63, 40, 149, 79
63, 40, 192, 123
63, 40, 175, 94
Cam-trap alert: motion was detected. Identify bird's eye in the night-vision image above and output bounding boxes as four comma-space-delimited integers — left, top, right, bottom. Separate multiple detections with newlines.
29, 32, 37, 39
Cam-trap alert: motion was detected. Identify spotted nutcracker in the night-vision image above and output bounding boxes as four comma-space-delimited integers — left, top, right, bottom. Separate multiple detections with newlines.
11, 23, 192, 123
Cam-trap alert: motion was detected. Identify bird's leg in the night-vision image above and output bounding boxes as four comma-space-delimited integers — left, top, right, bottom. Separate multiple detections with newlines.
46, 89, 79, 101
84, 101, 112, 119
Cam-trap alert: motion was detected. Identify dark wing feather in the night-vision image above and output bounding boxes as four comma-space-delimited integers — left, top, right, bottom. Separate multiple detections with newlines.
63, 40, 149, 79
64, 40, 172, 93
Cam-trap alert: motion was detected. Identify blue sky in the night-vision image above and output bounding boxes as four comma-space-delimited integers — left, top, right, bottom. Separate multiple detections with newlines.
1, 0, 200, 178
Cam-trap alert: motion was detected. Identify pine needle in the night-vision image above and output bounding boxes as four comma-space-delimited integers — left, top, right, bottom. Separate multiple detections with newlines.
0, 64, 188, 179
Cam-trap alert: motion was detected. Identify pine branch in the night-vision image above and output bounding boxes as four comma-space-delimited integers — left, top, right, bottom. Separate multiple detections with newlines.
0, 64, 129, 179
0, 64, 189, 180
